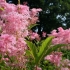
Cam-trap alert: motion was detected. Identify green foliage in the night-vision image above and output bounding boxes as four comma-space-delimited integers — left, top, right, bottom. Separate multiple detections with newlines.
36, 36, 54, 64
28, 24, 39, 30
40, 60, 56, 70
45, 44, 67, 56
26, 40, 37, 61
61, 49, 70, 60
26, 36, 66, 69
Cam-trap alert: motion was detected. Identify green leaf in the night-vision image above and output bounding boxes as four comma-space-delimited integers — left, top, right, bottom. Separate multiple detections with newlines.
26, 40, 37, 61
36, 36, 53, 64
26, 50, 31, 56
28, 24, 39, 29
45, 44, 67, 56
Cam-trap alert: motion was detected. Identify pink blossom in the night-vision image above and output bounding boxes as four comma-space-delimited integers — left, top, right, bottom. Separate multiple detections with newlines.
2, 58, 9, 61
48, 27, 70, 46
35, 66, 42, 70
31, 8, 42, 14
15, 38, 27, 55
31, 8, 37, 14
49, 29, 57, 37
29, 32, 40, 40
0, 34, 17, 55
0, 2, 16, 14
0, 0, 41, 68
61, 59, 70, 67
0, 0, 6, 2
30, 8, 42, 24
37, 67, 42, 70
44, 52, 62, 66
30, 17, 39, 24
58, 27, 64, 32
36, 8, 42, 12
42, 32, 46, 37
17, 5, 30, 19
0, 33, 27, 57
1, 11, 28, 37
61, 67, 69, 70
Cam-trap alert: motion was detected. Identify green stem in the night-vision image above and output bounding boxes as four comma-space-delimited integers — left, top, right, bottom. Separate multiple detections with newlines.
18, 0, 20, 4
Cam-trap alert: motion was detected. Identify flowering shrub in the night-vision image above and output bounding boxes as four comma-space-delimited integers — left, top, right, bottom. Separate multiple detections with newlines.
0, 0, 70, 70
44, 52, 62, 66
48, 27, 70, 49
0, 0, 42, 69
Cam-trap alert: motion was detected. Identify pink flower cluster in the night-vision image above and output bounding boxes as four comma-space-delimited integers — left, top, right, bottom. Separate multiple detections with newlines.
42, 32, 46, 37
29, 30, 40, 40
60, 59, 70, 70
0, 0, 42, 67
0, 34, 16, 55
30, 8, 42, 24
48, 27, 70, 45
61, 67, 69, 70
44, 52, 62, 66
0, 0, 6, 3
34, 66, 42, 70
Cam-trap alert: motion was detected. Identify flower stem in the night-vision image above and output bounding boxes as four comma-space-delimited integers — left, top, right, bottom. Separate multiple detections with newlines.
35, 65, 37, 70
18, 0, 20, 4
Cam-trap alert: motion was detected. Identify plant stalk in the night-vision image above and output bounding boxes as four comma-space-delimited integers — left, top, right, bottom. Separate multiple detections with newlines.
18, 0, 20, 4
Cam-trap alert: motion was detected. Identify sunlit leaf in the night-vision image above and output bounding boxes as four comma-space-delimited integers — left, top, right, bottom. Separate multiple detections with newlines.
26, 40, 37, 61
28, 24, 39, 29
45, 44, 67, 56
35, 36, 53, 64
